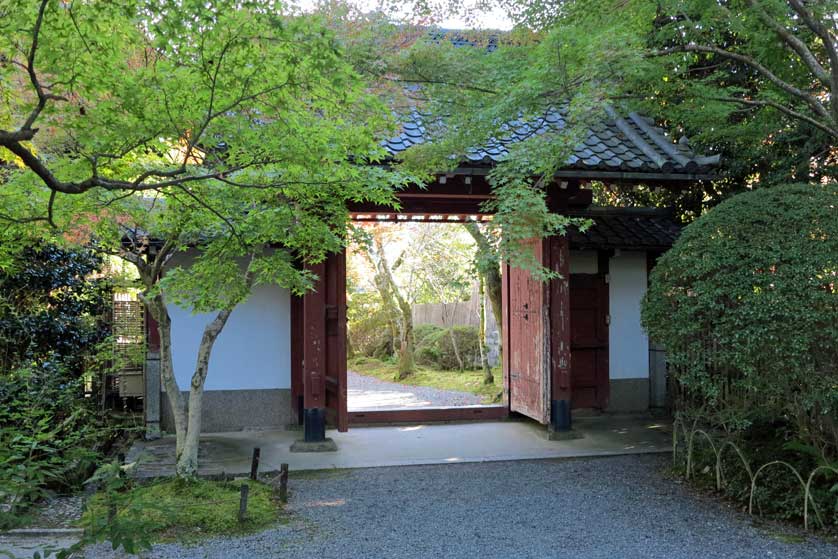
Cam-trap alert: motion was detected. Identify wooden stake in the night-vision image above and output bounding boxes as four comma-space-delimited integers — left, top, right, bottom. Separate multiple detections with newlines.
250, 447, 261, 481
238, 484, 249, 523
279, 463, 289, 503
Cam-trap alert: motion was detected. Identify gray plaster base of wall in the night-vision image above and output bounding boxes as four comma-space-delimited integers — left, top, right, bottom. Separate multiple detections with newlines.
160, 389, 294, 433
607, 379, 650, 412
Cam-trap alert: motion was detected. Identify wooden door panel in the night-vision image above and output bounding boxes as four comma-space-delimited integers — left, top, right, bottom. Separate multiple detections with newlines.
569, 274, 609, 409
507, 240, 549, 424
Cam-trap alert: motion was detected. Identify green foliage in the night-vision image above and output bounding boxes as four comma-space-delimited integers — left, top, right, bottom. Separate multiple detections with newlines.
642, 183, 838, 460
386, 30, 598, 277
0, 0, 411, 314
0, 366, 112, 529
0, 244, 111, 375
674, 417, 838, 530
347, 289, 394, 358
390, 0, 838, 219
415, 324, 481, 370
82, 475, 282, 544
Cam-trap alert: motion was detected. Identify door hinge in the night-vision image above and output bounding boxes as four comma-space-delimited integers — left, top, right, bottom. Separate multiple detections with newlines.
605, 314, 611, 326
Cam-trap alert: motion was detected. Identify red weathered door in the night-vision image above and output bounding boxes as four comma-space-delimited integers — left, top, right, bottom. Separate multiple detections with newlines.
324, 250, 348, 432
569, 274, 609, 409
504, 239, 550, 424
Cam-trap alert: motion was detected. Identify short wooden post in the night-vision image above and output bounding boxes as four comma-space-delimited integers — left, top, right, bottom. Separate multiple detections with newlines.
250, 447, 261, 481
279, 463, 289, 503
238, 484, 249, 523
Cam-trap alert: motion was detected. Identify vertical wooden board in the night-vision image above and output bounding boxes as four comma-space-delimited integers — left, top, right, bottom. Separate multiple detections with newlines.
302, 261, 327, 410
324, 250, 348, 432
508, 238, 549, 424
549, 235, 572, 407
145, 307, 160, 353
290, 294, 303, 423
501, 263, 511, 409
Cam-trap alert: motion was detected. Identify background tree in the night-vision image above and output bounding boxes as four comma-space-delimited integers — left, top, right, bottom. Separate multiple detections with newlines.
362, 224, 417, 379
410, 224, 475, 371
464, 222, 503, 341
378, 0, 838, 221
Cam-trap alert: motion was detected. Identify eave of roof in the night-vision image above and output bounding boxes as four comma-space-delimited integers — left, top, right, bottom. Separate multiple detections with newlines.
383, 105, 720, 181
566, 206, 682, 250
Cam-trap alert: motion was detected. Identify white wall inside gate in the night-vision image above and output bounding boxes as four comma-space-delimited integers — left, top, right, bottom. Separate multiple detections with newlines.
166, 253, 291, 391
608, 251, 649, 380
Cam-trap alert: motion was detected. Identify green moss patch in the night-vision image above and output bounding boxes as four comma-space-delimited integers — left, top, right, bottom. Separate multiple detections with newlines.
83, 478, 284, 542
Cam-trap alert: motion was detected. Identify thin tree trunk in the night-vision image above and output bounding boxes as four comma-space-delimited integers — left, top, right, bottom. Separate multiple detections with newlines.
442, 307, 464, 371
176, 308, 234, 477
464, 222, 503, 340
365, 228, 415, 379
144, 293, 188, 458
395, 292, 415, 379
132, 250, 256, 479
478, 276, 494, 384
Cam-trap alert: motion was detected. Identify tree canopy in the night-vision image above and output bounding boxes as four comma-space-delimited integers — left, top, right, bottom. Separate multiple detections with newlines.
0, 0, 411, 478
383, 0, 838, 219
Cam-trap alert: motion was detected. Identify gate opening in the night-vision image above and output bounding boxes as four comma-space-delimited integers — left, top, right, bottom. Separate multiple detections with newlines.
345, 219, 507, 423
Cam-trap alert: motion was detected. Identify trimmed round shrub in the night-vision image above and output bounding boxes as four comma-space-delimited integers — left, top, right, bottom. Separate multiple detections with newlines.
642, 183, 837, 456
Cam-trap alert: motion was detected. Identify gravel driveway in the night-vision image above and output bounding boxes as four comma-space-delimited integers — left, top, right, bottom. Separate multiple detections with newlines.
83, 455, 837, 559
347, 370, 484, 410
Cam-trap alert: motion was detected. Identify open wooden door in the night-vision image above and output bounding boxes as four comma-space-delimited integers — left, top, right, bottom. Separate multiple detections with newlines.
503, 239, 550, 424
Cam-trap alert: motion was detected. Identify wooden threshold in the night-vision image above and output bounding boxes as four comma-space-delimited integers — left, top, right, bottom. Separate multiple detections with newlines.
348, 405, 508, 425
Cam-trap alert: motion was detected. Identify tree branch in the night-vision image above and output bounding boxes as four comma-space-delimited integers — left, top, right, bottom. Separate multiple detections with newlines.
787, 0, 838, 123
650, 43, 832, 122
748, 0, 829, 83
708, 95, 838, 138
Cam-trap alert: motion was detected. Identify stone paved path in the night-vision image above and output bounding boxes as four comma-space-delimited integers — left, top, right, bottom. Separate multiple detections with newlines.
347, 370, 484, 411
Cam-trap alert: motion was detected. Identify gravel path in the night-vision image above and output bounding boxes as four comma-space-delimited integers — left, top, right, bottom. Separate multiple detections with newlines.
82, 455, 837, 559
347, 370, 484, 410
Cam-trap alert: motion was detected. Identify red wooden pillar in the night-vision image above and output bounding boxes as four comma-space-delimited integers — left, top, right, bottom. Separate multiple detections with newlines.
299, 250, 348, 441
324, 250, 348, 432
501, 262, 510, 410
144, 305, 162, 439
302, 261, 328, 442
290, 293, 304, 425
549, 235, 573, 431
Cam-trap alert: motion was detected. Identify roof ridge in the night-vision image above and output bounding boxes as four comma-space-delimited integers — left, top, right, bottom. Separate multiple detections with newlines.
604, 106, 667, 171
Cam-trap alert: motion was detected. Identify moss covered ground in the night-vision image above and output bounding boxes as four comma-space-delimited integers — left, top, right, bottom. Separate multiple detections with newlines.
349, 356, 503, 404
83, 477, 284, 542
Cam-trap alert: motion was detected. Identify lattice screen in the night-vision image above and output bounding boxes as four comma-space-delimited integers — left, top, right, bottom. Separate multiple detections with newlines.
112, 291, 145, 398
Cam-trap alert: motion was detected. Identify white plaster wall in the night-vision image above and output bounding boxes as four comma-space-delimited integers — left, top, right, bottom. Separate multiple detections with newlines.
166, 254, 291, 391
570, 251, 598, 274
608, 251, 649, 379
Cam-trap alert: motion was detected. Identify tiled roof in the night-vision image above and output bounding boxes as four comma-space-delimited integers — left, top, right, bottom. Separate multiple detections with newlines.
567, 207, 681, 250
383, 106, 719, 177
